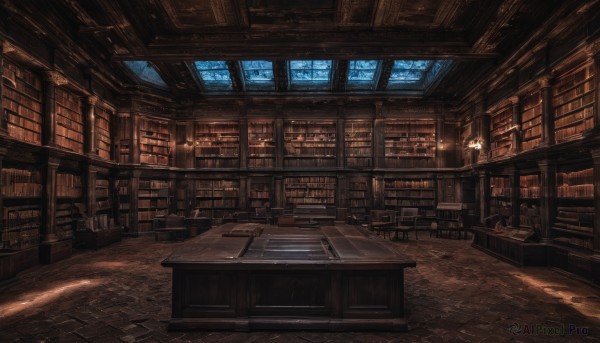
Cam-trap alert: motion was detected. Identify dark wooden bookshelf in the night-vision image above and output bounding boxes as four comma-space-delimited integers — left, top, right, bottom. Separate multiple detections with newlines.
347, 176, 370, 216
140, 118, 171, 166
553, 167, 594, 250
138, 179, 170, 232
284, 177, 335, 207
284, 120, 336, 168
195, 179, 239, 223
552, 62, 595, 144
345, 120, 372, 169
95, 105, 112, 161
384, 120, 436, 168
1, 166, 42, 250
248, 121, 275, 169
2, 58, 43, 145
55, 88, 84, 154
490, 175, 511, 217
195, 122, 240, 168
248, 176, 272, 213
384, 177, 435, 214
521, 91, 542, 152
490, 106, 513, 159
55, 172, 83, 241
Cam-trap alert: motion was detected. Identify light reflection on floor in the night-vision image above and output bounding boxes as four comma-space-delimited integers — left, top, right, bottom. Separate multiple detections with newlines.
0, 279, 101, 318
511, 272, 600, 319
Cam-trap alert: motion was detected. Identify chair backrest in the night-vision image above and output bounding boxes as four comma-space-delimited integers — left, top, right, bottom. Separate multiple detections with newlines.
400, 207, 419, 220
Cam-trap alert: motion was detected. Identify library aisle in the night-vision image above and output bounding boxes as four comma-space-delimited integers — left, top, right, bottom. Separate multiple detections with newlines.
0, 230, 598, 342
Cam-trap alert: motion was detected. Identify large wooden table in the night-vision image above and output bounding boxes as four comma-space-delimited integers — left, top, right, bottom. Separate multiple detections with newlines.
162, 223, 416, 331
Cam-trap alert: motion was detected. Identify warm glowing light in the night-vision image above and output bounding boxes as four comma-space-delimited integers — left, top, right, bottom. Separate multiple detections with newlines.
0, 279, 101, 318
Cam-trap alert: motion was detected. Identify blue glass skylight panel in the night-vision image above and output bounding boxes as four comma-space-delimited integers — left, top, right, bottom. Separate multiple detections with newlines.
241, 60, 274, 90
289, 60, 332, 89
194, 61, 232, 90
123, 61, 167, 88
347, 60, 380, 89
387, 60, 452, 90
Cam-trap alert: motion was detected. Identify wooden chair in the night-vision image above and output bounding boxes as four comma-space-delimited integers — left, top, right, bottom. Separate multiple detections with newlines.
391, 208, 419, 241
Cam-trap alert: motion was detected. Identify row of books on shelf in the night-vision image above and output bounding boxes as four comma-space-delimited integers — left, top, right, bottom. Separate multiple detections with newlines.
522, 138, 541, 151
555, 118, 594, 142
140, 135, 169, 146
519, 187, 540, 198
140, 180, 169, 189
552, 79, 593, 105
3, 207, 40, 228
5, 125, 41, 150
553, 236, 594, 250
55, 131, 84, 152
140, 144, 169, 155
385, 179, 434, 189
553, 65, 591, 94
250, 199, 270, 208
285, 177, 336, 185
384, 199, 435, 207
286, 190, 335, 198
555, 105, 593, 129
197, 199, 238, 208
57, 174, 82, 198
286, 197, 335, 204
346, 158, 372, 168
3, 87, 42, 112
522, 122, 542, 140
348, 190, 367, 198
385, 190, 435, 198
140, 153, 169, 165
141, 119, 170, 134
196, 160, 239, 168
1, 168, 41, 197
285, 148, 336, 156
96, 189, 110, 199
139, 189, 170, 198
553, 93, 594, 119
5, 109, 41, 132
557, 184, 594, 198
250, 191, 270, 198
55, 88, 81, 112
196, 124, 239, 133
555, 206, 594, 231
196, 190, 239, 197
195, 147, 238, 156
284, 159, 337, 168
139, 198, 168, 208
1, 227, 39, 249
197, 180, 239, 188
138, 211, 165, 221
349, 199, 368, 207
248, 160, 274, 168
249, 146, 275, 155
557, 168, 593, 186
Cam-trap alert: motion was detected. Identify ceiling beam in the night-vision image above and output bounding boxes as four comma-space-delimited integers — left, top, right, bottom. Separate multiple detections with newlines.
130, 30, 496, 60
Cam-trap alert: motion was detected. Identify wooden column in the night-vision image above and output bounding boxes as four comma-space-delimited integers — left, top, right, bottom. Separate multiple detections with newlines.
537, 159, 556, 242
239, 175, 248, 211
478, 170, 490, 224
373, 103, 385, 169
274, 175, 284, 208
0, 42, 6, 134
510, 96, 521, 154
43, 72, 67, 146
591, 148, 600, 252
84, 95, 98, 156
186, 175, 196, 216
41, 157, 60, 243
509, 166, 520, 228
128, 170, 141, 233
540, 77, 554, 146
275, 118, 284, 170
168, 172, 177, 214
175, 121, 194, 169
239, 116, 248, 170
130, 113, 140, 164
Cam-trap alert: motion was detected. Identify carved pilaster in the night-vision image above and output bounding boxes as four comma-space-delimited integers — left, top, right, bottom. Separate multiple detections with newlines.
239, 111, 248, 170
478, 170, 490, 224
41, 157, 60, 243
84, 95, 98, 156
591, 148, 600, 252
42, 71, 68, 146
373, 101, 385, 169
0, 42, 6, 135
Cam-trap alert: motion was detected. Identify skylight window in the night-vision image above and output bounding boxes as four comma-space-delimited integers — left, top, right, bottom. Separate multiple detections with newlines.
387, 60, 452, 90
289, 60, 332, 90
123, 61, 167, 88
347, 60, 380, 90
241, 60, 274, 90
193, 61, 232, 90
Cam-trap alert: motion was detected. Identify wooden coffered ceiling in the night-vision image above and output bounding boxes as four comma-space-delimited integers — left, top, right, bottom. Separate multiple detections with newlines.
0, 0, 584, 103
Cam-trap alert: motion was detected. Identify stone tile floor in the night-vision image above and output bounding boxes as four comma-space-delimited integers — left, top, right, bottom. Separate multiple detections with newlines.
0, 228, 599, 342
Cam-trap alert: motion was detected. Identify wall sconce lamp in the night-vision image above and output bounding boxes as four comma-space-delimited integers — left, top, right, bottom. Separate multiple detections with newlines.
468, 139, 483, 150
